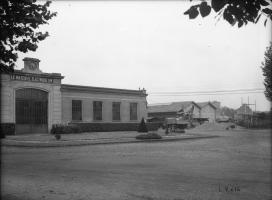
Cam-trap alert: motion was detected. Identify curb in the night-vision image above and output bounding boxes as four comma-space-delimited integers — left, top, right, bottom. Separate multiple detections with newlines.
1, 135, 219, 148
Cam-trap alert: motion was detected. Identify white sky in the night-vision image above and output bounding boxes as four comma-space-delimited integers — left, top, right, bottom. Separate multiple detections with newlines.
16, 1, 272, 111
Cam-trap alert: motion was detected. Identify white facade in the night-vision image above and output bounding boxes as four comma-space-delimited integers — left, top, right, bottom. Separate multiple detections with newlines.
0, 58, 147, 134
61, 85, 147, 124
1, 69, 63, 132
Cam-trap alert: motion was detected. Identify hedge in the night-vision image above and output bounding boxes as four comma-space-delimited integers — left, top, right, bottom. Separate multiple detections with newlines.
136, 132, 162, 140
0, 123, 15, 138
51, 124, 81, 134
51, 122, 162, 134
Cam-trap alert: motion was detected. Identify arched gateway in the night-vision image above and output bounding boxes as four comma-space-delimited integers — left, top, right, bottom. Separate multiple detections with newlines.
1, 57, 63, 135
16, 88, 48, 134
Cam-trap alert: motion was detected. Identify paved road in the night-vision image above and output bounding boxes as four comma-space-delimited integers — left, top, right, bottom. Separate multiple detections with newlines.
1, 129, 271, 200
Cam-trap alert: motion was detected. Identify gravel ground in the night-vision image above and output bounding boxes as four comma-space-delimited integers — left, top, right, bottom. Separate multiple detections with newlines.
1, 128, 271, 200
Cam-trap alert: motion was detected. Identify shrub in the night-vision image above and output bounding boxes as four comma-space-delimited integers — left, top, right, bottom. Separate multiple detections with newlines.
136, 132, 162, 140
0, 123, 15, 138
51, 124, 64, 134
226, 124, 236, 130
0, 131, 6, 139
138, 118, 148, 133
51, 124, 83, 134
50, 122, 162, 134
55, 134, 61, 140
64, 124, 80, 133
230, 124, 236, 129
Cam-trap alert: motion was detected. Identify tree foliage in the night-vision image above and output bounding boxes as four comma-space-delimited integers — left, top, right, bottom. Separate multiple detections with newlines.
138, 118, 148, 133
220, 106, 236, 118
184, 0, 272, 28
261, 43, 272, 102
0, 0, 57, 72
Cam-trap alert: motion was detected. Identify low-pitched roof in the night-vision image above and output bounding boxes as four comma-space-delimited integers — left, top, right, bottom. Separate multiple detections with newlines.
197, 102, 217, 109
61, 84, 147, 97
148, 101, 199, 113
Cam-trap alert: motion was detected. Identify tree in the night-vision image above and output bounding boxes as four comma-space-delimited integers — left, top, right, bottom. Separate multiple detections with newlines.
220, 106, 236, 118
184, 0, 272, 28
261, 43, 272, 102
0, 0, 57, 72
138, 118, 148, 133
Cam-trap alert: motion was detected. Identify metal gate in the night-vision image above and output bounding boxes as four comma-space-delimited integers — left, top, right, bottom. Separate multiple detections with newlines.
16, 88, 48, 134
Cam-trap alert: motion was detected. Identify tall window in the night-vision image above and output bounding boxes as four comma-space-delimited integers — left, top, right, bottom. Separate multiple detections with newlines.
72, 100, 82, 121
130, 102, 138, 120
112, 102, 121, 121
93, 101, 102, 121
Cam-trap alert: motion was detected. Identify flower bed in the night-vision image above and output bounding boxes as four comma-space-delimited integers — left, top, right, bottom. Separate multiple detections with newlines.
135, 132, 162, 140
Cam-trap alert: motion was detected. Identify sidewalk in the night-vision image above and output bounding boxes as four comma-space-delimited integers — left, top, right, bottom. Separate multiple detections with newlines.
1, 130, 218, 148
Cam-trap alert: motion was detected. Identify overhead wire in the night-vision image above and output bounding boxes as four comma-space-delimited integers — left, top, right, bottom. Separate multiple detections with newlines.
148, 88, 264, 96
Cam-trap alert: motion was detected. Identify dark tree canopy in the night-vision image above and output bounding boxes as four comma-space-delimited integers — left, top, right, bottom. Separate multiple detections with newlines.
261, 43, 272, 102
138, 118, 148, 133
0, 0, 57, 72
184, 0, 272, 28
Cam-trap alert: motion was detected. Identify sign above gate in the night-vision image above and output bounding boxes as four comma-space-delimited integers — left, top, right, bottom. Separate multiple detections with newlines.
9, 57, 64, 84
10, 74, 56, 83
10, 71, 63, 84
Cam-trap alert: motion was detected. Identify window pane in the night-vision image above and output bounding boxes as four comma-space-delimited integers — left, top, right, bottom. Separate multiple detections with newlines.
93, 101, 102, 121
112, 102, 121, 121
72, 100, 82, 121
130, 103, 137, 120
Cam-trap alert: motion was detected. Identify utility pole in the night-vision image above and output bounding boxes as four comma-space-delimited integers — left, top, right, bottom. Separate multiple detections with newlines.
238, 97, 256, 128
246, 97, 256, 128
244, 97, 246, 126
248, 96, 250, 128
254, 100, 257, 127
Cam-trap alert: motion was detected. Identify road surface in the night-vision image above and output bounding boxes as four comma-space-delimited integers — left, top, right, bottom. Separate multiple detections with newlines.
1, 129, 271, 200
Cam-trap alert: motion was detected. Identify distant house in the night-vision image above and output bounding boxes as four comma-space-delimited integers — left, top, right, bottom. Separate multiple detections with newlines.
148, 101, 219, 123
234, 104, 253, 121
233, 104, 271, 128
196, 102, 218, 122
148, 101, 201, 123
211, 101, 221, 119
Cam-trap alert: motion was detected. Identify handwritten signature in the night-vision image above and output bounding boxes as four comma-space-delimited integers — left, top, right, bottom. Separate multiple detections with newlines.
218, 184, 240, 192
